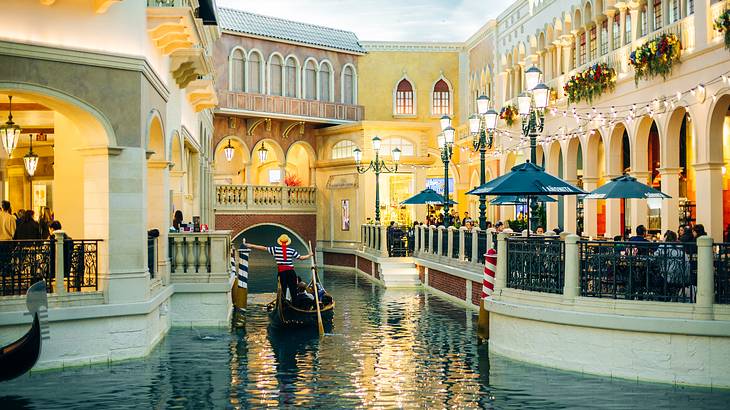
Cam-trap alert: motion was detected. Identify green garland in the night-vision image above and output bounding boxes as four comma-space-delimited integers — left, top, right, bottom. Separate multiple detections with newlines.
629, 33, 682, 85
563, 63, 616, 105
499, 105, 518, 127
714, 9, 730, 50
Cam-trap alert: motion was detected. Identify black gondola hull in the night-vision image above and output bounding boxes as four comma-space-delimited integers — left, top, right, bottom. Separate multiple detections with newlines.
0, 314, 42, 382
268, 299, 335, 329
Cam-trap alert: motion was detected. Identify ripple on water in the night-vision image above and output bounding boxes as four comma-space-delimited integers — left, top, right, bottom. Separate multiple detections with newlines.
2, 270, 730, 409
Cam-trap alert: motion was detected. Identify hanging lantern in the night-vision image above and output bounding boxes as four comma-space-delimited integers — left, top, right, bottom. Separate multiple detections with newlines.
223, 139, 235, 162
257, 143, 269, 162
0, 96, 21, 157
24, 134, 39, 177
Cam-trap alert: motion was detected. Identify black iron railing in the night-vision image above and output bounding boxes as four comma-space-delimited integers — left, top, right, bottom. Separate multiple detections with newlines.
716, 243, 730, 304
423, 229, 431, 253
463, 230, 473, 262
148, 237, 157, 279
506, 237, 565, 294
452, 229, 460, 259
64, 240, 100, 293
491, 231, 499, 252
441, 229, 449, 257
0, 239, 99, 296
477, 231, 488, 264
579, 241, 696, 302
387, 226, 409, 257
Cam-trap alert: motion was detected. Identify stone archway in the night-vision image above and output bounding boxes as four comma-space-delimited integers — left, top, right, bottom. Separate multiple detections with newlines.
701, 94, 730, 240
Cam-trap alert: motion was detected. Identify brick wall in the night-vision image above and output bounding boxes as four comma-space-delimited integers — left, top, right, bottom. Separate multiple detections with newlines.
427, 268, 466, 300
471, 280, 482, 306
215, 214, 316, 246
357, 256, 372, 276
323, 252, 355, 268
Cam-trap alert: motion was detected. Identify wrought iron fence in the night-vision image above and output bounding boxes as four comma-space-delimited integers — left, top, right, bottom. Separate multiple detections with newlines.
387, 226, 409, 257
716, 243, 730, 304
64, 240, 100, 293
463, 230, 473, 262
579, 241, 696, 303
477, 230, 488, 264
506, 237, 565, 294
148, 237, 157, 279
441, 229, 449, 257
451, 229, 460, 259
424, 229, 431, 253
491, 231, 499, 252
0, 239, 99, 296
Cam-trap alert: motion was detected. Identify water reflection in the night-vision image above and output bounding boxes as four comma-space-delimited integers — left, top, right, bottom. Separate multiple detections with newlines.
2, 270, 730, 409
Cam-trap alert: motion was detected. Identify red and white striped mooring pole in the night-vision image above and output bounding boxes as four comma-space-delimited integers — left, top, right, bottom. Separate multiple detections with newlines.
477, 248, 496, 343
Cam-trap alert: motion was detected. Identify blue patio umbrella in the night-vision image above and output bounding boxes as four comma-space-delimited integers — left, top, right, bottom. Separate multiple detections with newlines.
490, 195, 557, 205
401, 188, 457, 205
468, 161, 585, 235
583, 174, 670, 199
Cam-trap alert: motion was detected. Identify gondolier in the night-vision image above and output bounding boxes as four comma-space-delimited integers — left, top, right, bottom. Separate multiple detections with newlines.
246, 234, 312, 300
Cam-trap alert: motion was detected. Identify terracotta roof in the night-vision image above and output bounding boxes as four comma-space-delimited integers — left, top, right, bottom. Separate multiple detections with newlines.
218, 8, 366, 54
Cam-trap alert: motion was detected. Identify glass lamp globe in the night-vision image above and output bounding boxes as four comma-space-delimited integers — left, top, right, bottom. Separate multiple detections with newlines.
468, 115, 480, 134
0, 96, 21, 157
223, 140, 235, 162
257, 143, 268, 162
439, 115, 451, 131
476, 95, 490, 115
353, 147, 362, 163
517, 93, 531, 116
437, 134, 445, 149
485, 109, 498, 131
532, 83, 550, 109
443, 126, 455, 145
391, 147, 401, 163
525, 65, 542, 91
371, 136, 382, 152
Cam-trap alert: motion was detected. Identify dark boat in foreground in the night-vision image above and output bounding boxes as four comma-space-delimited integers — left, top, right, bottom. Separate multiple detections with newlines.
1, 281, 49, 382
267, 289, 335, 329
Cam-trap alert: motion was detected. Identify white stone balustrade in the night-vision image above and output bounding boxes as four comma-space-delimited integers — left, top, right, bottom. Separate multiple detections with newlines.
215, 184, 316, 213
168, 230, 231, 283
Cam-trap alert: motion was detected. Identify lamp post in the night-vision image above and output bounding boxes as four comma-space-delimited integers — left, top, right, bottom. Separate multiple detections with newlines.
469, 96, 499, 230
354, 136, 401, 225
437, 124, 455, 228
516, 65, 550, 231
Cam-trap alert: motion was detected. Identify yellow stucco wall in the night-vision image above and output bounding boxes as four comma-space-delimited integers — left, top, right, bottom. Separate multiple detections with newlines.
358, 50, 461, 123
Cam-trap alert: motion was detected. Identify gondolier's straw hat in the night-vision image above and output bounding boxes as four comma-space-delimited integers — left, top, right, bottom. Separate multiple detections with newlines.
277, 234, 291, 245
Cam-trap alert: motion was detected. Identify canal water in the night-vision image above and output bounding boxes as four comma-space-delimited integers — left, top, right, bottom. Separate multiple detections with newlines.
2, 268, 730, 409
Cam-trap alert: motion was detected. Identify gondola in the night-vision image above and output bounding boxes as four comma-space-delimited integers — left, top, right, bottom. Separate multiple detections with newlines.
266, 287, 335, 329
0, 281, 49, 382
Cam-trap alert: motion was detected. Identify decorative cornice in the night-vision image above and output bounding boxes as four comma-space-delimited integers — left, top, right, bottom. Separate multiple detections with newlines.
360, 41, 463, 52
0, 40, 170, 102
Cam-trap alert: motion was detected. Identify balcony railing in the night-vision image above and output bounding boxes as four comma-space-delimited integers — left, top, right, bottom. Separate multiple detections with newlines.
215, 184, 316, 213
0, 236, 100, 296
169, 231, 231, 278
218, 91, 364, 123
507, 237, 565, 294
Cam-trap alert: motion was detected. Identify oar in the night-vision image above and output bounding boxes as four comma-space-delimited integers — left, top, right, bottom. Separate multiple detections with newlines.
308, 241, 325, 336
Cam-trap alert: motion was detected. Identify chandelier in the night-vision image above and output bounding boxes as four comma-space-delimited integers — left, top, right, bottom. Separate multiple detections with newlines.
0, 96, 21, 157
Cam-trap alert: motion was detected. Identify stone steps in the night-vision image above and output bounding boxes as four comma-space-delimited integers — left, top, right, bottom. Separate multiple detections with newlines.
379, 261, 420, 288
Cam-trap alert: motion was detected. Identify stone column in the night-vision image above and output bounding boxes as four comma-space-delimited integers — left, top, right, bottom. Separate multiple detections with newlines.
619, 6, 627, 47
458, 226, 466, 260
380, 224, 389, 257
54, 231, 66, 295
647, 0, 655, 32
585, 25, 592, 61
573, 31, 581, 67
695, 236, 715, 320
495, 233, 508, 293
414, 225, 420, 255
693, 0, 708, 49
629, 5, 640, 43
447, 226, 455, 259
471, 227, 480, 263
561, 35, 574, 72
437, 226, 446, 257
563, 234, 580, 300
659, 167, 682, 234
606, 10, 616, 50
694, 162, 724, 241
582, 177, 600, 237
563, 178, 579, 234
629, 171, 651, 232
554, 41, 563, 75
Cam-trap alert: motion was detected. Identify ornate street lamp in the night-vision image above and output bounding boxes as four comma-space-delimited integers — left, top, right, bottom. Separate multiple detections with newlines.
223, 139, 235, 162
354, 136, 400, 224
1, 96, 21, 157
257, 143, 268, 162
24, 134, 39, 177
469, 95, 499, 230
439, 125, 455, 227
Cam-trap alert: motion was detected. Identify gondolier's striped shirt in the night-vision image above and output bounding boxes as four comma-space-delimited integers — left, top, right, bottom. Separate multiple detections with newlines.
267, 246, 300, 267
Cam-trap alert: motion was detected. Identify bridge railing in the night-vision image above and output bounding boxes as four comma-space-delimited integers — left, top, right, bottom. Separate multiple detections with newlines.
215, 184, 316, 213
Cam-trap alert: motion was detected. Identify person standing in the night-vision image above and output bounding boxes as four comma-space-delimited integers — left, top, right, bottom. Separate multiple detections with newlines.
39, 206, 53, 239
0, 200, 16, 240
246, 234, 311, 301
14, 210, 41, 240
172, 210, 184, 231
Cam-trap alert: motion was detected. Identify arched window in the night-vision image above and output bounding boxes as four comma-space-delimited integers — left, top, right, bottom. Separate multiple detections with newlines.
600, 20, 608, 55
304, 60, 317, 100
269, 54, 283, 96
230, 48, 245, 92
285, 57, 298, 98
613, 13, 620, 48
342, 65, 356, 104
432, 79, 450, 116
589, 26, 597, 61
625, 13, 632, 43
670, 0, 680, 22
395, 79, 414, 115
653, 0, 662, 30
640, 5, 648, 36
319, 62, 332, 101
687, 0, 694, 16
380, 137, 415, 156
248, 51, 262, 93
332, 140, 358, 159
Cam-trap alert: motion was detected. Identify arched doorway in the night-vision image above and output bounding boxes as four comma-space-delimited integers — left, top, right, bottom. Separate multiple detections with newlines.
563, 138, 583, 234
145, 111, 170, 280
546, 141, 563, 230
703, 95, 730, 240
233, 224, 309, 293
663, 107, 696, 233
285, 141, 315, 187
251, 139, 285, 186
633, 116, 660, 235
584, 130, 605, 237
214, 136, 250, 186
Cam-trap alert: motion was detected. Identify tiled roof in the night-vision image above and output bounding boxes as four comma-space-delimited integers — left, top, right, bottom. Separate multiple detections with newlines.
218, 8, 366, 54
